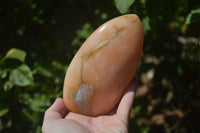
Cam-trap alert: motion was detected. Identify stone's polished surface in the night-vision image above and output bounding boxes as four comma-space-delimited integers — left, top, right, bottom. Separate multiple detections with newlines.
63, 14, 144, 116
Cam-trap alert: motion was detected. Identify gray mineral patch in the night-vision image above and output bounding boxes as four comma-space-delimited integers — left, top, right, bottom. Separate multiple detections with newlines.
71, 84, 94, 112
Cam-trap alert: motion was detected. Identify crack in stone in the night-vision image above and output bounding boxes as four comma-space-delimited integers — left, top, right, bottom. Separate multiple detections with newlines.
113, 25, 125, 39
82, 40, 110, 61
80, 40, 111, 84
72, 40, 111, 112
72, 26, 124, 112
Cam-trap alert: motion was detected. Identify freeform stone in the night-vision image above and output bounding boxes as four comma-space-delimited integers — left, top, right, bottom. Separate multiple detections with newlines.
63, 14, 144, 116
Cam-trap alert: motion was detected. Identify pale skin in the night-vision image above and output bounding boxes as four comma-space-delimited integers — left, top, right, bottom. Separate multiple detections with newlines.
42, 80, 137, 133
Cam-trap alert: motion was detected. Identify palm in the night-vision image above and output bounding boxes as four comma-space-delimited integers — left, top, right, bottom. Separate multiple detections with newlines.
64, 111, 128, 133
42, 81, 136, 133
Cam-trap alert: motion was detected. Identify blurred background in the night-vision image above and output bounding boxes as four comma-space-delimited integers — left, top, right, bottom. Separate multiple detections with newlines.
0, 0, 200, 132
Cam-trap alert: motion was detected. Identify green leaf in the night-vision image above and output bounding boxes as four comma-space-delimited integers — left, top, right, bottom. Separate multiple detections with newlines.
134, 105, 141, 114
3, 80, 14, 91
0, 108, 10, 117
20, 93, 51, 112
186, 8, 200, 24
51, 60, 65, 70
23, 110, 40, 123
9, 64, 34, 86
1, 69, 7, 78
114, 0, 135, 14
0, 69, 4, 77
140, 125, 150, 133
33, 63, 53, 77
72, 23, 93, 47
35, 126, 42, 133
77, 23, 93, 39
142, 16, 151, 35
29, 94, 51, 112
4, 48, 26, 62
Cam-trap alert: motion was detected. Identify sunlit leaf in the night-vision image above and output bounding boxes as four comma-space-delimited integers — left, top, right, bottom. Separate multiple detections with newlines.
3, 80, 14, 91
114, 0, 135, 14
9, 64, 34, 86
72, 23, 93, 47
186, 8, 200, 24
140, 0, 146, 5
0, 108, 10, 117
4, 48, 26, 62
142, 16, 151, 35
77, 23, 93, 39
1, 69, 7, 78
29, 94, 51, 112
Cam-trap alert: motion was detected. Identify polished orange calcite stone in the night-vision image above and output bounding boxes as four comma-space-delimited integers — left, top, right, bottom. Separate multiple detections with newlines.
63, 14, 144, 116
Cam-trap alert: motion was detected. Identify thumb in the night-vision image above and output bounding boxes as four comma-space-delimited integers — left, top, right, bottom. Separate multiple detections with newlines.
43, 98, 67, 122
117, 79, 137, 121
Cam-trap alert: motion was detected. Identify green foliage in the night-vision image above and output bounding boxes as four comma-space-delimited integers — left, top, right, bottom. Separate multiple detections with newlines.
1, 49, 33, 91
9, 64, 33, 86
3, 48, 26, 62
72, 23, 93, 47
0, 47, 65, 132
142, 16, 151, 35
114, 0, 135, 14
186, 8, 200, 24
0, 0, 200, 133
0, 108, 9, 117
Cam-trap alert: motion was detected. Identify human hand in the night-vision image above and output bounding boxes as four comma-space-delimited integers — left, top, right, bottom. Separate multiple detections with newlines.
42, 80, 137, 133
